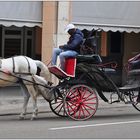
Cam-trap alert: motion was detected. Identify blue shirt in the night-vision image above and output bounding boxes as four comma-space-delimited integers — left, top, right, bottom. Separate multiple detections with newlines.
63, 29, 84, 53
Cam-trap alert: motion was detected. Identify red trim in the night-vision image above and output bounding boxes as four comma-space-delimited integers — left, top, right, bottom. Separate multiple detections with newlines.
65, 58, 76, 76
48, 58, 76, 78
98, 61, 118, 69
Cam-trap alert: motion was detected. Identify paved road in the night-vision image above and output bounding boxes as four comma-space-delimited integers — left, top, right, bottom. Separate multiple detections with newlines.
0, 104, 140, 139
0, 90, 140, 139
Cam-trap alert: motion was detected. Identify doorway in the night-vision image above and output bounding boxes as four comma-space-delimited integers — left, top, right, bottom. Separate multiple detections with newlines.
108, 31, 124, 86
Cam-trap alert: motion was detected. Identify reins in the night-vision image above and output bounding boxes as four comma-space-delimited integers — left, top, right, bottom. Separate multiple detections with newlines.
0, 70, 52, 89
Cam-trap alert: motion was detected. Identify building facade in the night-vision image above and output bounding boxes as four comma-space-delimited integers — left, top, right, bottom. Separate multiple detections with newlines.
0, 1, 140, 84
71, 1, 140, 83
0, 1, 70, 64
0, 1, 42, 59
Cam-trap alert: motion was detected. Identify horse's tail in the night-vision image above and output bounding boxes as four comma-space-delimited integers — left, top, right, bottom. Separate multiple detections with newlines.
35, 60, 50, 80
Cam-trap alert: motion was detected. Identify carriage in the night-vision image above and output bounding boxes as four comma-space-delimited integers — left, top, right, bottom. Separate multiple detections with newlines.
0, 28, 140, 121
47, 53, 140, 121
47, 28, 140, 120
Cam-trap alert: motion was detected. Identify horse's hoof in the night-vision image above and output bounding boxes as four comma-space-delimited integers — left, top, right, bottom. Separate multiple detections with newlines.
31, 114, 37, 120
31, 117, 37, 121
19, 115, 25, 120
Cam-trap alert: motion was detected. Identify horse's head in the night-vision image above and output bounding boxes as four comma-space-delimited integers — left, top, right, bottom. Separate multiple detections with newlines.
81, 29, 97, 49
35, 60, 51, 82
33, 75, 56, 101
81, 29, 96, 38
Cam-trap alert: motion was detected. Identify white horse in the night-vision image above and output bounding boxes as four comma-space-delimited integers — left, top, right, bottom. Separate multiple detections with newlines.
0, 55, 50, 80
0, 55, 53, 120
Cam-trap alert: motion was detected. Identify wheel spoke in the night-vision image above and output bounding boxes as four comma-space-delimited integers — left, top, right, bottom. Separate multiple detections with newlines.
81, 105, 86, 118
82, 92, 94, 102
57, 103, 64, 114
53, 102, 63, 111
49, 89, 66, 117
83, 96, 97, 102
81, 87, 87, 99
51, 100, 63, 105
78, 105, 82, 119
82, 104, 91, 116
66, 101, 78, 115
84, 102, 97, 105
84, 104, 96, 110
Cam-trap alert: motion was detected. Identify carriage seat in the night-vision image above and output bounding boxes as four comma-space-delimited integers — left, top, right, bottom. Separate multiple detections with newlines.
48, 58, 76, 79
76, 54, 102, 64
128, 69, 140, 76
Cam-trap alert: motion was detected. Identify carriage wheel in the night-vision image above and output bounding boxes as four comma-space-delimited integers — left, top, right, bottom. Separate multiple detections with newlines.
64, 84, 98, 121
49, 88, 67, 117
129, 90, 140, 111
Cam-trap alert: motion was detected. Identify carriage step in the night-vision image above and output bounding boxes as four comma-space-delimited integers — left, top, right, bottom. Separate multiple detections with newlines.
110, 100, 120, 104
124, 101, 134, 104
119, 86, 139, 91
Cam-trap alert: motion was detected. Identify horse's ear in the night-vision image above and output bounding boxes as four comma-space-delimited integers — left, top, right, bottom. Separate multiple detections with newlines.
81, 29, 90, 38
36, 67, 41, 76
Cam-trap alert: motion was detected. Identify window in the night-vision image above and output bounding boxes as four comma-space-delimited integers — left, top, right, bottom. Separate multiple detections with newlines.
0, 26, 35, 58
4, 38, 21, 57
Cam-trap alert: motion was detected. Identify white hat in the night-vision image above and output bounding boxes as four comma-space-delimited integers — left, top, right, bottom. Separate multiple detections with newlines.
64, 23, 75, 32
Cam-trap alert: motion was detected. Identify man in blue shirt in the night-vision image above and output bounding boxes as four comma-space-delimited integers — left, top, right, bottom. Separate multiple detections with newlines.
51, 23, 84, 70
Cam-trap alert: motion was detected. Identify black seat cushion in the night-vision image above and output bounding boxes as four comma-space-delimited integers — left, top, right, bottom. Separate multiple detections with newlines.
76, 54, 102, 64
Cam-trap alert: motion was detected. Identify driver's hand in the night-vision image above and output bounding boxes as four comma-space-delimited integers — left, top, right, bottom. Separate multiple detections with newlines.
59, 45, 64, 49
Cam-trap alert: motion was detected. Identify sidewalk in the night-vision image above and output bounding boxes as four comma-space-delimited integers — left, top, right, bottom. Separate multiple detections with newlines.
0, 86, 131, 116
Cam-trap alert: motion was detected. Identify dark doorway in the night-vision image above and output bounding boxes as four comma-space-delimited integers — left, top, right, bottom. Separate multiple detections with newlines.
109, 31, 123, 86
108, 31, 123, 68
110, 31, 122, 54
102, 31, 124, 86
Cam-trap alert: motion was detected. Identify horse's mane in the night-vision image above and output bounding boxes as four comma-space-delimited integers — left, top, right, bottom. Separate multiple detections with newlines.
35, 60, 49, 74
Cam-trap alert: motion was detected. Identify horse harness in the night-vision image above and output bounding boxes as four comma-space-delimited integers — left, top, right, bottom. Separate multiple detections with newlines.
0, 56, 51, 89
12, 56, 31, 74
0, 56, 31, 83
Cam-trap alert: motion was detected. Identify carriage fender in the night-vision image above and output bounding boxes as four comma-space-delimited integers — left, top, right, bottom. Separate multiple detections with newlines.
96, 88, 108, 102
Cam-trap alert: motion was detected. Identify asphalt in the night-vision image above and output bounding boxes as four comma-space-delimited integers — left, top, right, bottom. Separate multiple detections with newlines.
0, 85, 131, 116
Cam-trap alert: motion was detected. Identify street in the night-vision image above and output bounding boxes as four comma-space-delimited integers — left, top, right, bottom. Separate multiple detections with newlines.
0, 94, 140, 139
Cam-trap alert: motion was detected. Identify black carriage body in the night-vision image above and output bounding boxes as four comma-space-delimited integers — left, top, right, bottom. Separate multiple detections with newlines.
76, 54, 120, 86
49, 54, 140, 120
76, 55, 119, 89
75, 63, 120, 102
75, 54, 140, 104
123, 69, 140, 89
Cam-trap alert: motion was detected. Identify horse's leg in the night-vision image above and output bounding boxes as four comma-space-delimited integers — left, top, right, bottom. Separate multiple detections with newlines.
19, 81, 30, 120
29, 86, 38, 120
31, 93, 38, 120
19, 95, 30, 120
24, 84, 38, 120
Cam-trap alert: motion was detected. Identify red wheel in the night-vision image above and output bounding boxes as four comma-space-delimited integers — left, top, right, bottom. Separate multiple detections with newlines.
64, 85, 98, 121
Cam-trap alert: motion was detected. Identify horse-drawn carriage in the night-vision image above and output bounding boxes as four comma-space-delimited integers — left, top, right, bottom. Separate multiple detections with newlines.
47, 52, 140, 121
0, 28, 140, 121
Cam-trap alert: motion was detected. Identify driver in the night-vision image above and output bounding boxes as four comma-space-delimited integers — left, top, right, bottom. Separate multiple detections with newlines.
51, 23, 84, 70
